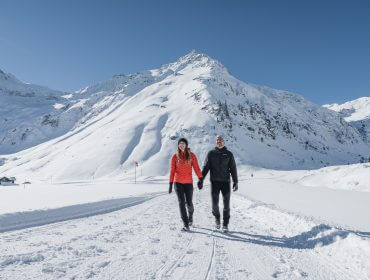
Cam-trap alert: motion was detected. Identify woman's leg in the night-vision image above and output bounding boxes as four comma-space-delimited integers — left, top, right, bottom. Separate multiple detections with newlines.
183, 184, 194, 223
175, 183, 189, 227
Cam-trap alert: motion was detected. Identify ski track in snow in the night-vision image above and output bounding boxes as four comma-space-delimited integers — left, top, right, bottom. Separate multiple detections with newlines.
0, 191, 369, 280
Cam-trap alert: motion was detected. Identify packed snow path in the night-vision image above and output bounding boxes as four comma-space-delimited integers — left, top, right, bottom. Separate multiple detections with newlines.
0, 190, 369, 280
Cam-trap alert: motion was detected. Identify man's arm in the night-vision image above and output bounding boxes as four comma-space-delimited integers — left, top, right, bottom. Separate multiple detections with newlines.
201, 151, 211, 179
229, 152, 238, 184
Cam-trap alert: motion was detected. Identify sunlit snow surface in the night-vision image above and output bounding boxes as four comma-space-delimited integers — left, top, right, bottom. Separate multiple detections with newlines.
0, 171, 369, 279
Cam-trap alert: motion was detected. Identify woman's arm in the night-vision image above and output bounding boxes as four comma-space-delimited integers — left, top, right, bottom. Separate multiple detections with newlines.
191, 153, 203, 179
169, 154, 177, 183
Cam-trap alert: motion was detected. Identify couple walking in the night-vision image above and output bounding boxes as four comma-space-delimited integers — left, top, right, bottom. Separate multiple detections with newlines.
169, 135, 238, 232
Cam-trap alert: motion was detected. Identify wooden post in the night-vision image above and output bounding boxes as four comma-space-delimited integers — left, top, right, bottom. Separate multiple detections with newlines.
134, 161, 138, 184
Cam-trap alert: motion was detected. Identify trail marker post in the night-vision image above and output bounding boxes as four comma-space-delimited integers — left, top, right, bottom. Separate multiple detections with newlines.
134, 161, 138, 184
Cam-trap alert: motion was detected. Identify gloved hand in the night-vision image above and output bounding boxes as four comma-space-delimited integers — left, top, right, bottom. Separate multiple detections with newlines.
169, 182, 173, 194
232, 182, 238, 192
197, 179, 203, 190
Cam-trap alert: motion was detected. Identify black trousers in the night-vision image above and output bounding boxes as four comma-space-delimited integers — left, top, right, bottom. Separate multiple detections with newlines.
210, 181, 231, 226
174, 183, 194, 227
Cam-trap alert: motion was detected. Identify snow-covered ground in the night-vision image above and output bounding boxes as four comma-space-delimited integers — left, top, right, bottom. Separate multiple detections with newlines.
1, 166, 369, 279
260, 163, 370, 192
0, 180, 165, 233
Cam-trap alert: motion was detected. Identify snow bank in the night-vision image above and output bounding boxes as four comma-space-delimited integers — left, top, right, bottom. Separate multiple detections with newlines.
237, 177, 370, 232
0, 180, 166, 232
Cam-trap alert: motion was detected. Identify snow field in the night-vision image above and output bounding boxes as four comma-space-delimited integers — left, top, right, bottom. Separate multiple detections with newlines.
1, 188, 369, 280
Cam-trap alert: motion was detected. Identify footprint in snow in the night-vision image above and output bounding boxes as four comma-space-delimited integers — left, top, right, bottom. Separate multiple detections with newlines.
178, 261, 192, 267
237, 268, 251, 276
41, 263, 54, 273
85, 271, 96, 278
1, 253, 45, 267
96, 261, 110, 268
272, 270, 283, 278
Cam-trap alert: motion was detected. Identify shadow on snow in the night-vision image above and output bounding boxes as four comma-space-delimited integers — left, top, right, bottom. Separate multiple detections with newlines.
191, 224, 367, 249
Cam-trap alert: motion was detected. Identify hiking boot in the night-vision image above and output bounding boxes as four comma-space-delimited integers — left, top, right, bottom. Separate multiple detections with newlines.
215, 217, 221, 229
181, 225, 190, 232
189, 216, 193, 227
222, 225, 229, 233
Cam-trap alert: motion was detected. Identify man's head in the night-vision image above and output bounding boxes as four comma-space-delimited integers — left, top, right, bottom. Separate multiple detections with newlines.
216, 135, 225, 149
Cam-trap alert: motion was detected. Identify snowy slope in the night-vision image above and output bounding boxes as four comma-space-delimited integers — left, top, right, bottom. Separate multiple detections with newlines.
1, 52, 369, 182
0, 68, 161, 155
324, 97, 370, 122
0, 69, 83, 154
324, 97, 370, 145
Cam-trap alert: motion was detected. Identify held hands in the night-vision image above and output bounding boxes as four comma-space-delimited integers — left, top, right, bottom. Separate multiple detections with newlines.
169, 182, 173, 194
232, 182, 238, 192
197, 179, 203, 190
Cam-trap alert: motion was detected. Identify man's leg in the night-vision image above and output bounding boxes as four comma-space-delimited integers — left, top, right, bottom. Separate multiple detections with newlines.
174, 183, 189, 227
183, 184, 194, 224
211, 181, 221, 225
220, 182, 231, 227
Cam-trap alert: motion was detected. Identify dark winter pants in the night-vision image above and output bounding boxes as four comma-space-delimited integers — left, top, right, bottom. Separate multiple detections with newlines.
174, 183, 194, 227
211, 181, 231, 226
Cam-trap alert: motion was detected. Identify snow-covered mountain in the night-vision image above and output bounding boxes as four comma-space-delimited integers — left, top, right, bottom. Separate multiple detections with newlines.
0, 69, 81, 154
0, 52, 369, 181
324, 97, 370, 147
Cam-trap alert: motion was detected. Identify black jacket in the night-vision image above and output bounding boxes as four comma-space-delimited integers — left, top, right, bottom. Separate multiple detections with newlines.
202, 146, 238, 183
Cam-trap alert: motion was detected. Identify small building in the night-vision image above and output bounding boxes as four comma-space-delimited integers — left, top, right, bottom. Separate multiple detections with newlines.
0, 176, 16, 185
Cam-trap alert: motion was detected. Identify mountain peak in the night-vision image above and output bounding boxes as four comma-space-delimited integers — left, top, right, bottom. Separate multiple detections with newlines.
178, 50, 225, 68
157, 51, 228, 75
178, 50, 210, 62
324, 96, 370, 122
0, 68, 10, 80
0, 69, 19, 83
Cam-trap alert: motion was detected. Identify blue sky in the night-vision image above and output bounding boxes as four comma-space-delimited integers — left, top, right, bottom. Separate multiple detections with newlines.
1, 0, 369, 104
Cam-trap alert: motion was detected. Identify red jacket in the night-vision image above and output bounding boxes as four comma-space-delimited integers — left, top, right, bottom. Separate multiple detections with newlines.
169, 151, 203, 184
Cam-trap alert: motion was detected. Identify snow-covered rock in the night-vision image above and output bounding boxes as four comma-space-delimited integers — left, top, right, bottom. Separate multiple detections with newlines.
324, 97, 370, 146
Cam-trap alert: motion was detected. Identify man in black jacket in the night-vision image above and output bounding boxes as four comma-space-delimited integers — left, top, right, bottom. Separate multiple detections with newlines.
198, 135, 238, 232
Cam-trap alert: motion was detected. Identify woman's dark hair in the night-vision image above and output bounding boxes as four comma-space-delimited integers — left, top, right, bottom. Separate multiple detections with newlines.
177, 138, 191, 163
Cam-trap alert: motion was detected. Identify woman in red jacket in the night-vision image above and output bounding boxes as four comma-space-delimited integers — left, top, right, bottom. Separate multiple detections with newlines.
169, 137, 203, 231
